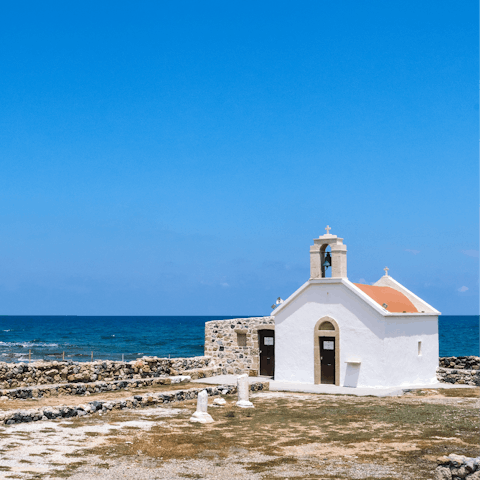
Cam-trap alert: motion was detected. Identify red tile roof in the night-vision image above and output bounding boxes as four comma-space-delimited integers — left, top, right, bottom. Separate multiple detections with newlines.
353, 284, 418, 313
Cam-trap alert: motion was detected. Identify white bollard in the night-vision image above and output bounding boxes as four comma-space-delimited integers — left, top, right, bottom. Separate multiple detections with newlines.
190, 390, 214, 423
236, 374, 254, 408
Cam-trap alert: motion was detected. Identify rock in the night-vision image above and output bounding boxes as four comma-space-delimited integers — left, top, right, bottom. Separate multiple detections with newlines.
434, 466, 452, 480
451, 466, 469, 478
449, 454, 467, 467
465, 459, 476, 472
213, 397, 226, 406
466, 472, 480, 480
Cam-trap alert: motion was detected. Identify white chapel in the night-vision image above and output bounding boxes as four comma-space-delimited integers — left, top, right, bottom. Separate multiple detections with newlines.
273, 227, 440, 388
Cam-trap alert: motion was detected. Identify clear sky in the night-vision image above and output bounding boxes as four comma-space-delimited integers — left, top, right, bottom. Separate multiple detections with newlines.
0, 1, 478, 316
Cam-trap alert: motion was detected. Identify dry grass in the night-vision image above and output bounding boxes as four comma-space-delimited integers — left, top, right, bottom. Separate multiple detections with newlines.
1, 386, 478, 479
76, 387, 480, 478
408, 387, 479, 398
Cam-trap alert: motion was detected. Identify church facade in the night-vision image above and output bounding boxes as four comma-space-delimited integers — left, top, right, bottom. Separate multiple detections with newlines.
273, 228, 440, 388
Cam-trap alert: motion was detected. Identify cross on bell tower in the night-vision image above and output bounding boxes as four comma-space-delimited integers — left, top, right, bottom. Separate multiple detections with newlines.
309, 226, 347, 279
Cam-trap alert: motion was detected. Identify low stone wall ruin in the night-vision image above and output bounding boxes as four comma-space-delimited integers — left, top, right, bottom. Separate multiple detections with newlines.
0, 356, 211, 389
1, 381, 270, 425
437, 367, 480, 386
204, 316, 274, 376
437, 356, 480, 386
0, 375, 192, 401
435, 454, 480, 480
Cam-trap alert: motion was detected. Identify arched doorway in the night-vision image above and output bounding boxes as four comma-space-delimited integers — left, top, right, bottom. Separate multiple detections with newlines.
314, 317, 340, 385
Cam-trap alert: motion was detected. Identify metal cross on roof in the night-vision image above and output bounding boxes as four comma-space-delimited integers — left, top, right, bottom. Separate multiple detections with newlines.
325, 225, 331, 234
384, 267, 389, 276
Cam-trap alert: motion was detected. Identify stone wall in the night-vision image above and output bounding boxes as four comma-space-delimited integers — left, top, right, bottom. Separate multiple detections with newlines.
0, 356, 211, 389
435, 454, 480, 479
436, 367, 480, 386
204, 316, 274, 376
439, 356, 480, 370
0, 375, 192, 400
437, 356, 480, 386
1, 381, 270, 425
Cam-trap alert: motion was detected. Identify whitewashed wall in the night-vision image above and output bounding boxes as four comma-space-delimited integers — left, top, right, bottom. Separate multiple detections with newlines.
274, 279, 439, 388
383, 316, 438, 386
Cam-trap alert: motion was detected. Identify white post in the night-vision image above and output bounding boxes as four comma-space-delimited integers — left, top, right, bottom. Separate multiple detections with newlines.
190, 390, 214, 423
236, 374, 254, 408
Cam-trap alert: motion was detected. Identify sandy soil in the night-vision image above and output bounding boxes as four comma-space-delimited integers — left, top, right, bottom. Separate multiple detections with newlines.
0, 387, 477, 479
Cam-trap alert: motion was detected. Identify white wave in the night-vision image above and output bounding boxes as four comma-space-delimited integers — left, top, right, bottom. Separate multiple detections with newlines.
0, 341, 59, 348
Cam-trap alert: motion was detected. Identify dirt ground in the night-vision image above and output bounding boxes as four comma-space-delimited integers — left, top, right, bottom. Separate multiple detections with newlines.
0, 387, 478, 480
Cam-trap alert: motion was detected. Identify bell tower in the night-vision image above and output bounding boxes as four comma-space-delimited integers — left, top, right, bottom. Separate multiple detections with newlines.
310, 226, 347, 279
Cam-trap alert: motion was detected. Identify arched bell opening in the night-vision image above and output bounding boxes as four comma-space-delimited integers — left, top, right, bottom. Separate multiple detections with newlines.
320, 244, 332, 278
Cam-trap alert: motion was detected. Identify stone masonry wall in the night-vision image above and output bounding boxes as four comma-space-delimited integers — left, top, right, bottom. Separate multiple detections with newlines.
437, 356, 480, 386
0, 356, 211, 389
435, 454, 480, 480
204, 316, 274, 376
439, 356, 480, 370
437, 368, 480, 386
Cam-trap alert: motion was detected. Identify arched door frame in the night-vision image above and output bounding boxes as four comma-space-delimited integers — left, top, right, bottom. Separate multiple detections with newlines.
314, 316, 340, 386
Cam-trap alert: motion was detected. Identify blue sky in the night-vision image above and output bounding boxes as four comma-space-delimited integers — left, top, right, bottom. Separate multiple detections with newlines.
0, 1, 478, 316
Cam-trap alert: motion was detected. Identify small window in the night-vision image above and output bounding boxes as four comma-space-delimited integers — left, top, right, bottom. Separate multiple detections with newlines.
418, 341, 422, 356
319, 321, 335, 330
237, 333, 247, 347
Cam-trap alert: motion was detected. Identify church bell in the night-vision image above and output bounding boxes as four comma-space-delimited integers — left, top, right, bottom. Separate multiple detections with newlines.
322, 252, 332, 268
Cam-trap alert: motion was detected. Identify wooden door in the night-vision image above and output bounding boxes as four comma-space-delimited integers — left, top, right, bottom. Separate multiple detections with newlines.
320, 336, 335, 384
259, 330, 274, 377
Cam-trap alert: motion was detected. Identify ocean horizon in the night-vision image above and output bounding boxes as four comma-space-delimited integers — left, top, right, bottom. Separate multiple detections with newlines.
0, 315, 478, 363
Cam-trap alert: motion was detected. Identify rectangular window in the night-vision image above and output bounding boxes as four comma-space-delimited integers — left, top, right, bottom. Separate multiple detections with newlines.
323, 341, 334, 350
418, 341, 422, 356
264, 337, 274, 345
237, 333, 247, 347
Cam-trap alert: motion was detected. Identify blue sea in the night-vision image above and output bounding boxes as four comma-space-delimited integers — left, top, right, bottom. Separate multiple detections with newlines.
0, 315, 477, 363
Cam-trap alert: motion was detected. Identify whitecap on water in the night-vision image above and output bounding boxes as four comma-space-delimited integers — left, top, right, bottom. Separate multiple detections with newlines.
0, 341, 59, 347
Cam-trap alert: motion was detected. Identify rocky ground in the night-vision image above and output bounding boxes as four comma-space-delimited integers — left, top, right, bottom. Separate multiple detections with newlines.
0, 386, 478, 479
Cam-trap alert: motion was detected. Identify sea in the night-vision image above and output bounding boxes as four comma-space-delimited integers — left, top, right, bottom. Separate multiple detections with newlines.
0, 315, 478, 363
